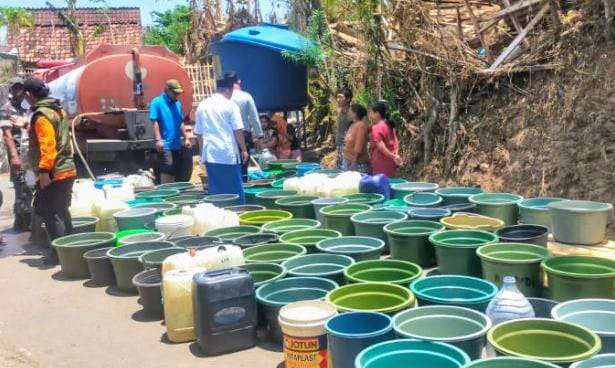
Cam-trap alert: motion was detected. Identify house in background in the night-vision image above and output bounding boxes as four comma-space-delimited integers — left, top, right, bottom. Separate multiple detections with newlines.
5, 7, 142, 66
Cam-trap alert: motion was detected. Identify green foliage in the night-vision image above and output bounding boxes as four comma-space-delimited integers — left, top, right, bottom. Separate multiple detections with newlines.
0, 7, 33, 33
282, 9, 331, 68
143, 5, 191, 54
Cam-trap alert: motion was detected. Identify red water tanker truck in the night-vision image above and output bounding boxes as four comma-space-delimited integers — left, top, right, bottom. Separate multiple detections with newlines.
39, 44, 194, 176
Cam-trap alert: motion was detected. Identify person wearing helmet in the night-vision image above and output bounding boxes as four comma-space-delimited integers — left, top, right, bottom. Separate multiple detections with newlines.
0, 77, 33, 235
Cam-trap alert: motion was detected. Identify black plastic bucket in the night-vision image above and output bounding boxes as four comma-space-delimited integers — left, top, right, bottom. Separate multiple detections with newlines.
496, 224, 549, 246
83, 247, 116, 286
132, 269, 163, 320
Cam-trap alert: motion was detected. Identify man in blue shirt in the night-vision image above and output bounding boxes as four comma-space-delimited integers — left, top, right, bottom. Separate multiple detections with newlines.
149, 80, 192, 183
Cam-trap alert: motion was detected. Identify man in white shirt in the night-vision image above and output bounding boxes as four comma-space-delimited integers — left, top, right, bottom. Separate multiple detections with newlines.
195, 72, 249, 204
230, 73, 263, 181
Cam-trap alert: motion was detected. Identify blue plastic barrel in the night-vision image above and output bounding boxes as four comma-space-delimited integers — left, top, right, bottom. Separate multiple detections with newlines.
326, 312, 394, 368
297, 162, 321, 176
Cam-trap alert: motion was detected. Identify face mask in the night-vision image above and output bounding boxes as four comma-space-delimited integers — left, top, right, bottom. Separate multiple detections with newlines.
21, 99, 31, 111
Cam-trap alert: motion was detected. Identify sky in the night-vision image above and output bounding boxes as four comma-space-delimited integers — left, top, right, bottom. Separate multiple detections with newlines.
0, 0, 284, 25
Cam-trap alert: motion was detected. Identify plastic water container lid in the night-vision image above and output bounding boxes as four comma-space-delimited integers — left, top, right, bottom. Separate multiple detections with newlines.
279, 300, 338, 330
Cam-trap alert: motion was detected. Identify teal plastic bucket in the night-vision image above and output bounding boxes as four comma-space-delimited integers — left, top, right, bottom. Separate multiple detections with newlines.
393, 305, 492, 360
133, 202, 177, 217
279, 229, 342, 254
244, 187, 277, 205
552, 299, 615, 354
320, 204, 372, 236
404, 192, 443, 207
203, 193, 239, 207
281, 253, 354, 284
518, 197, 566, 230
384, 220, 445, 267
261, 218, 321, 235
345, 259, 423, 285
351, 210, 408, 251
436, 187, 484, 205
355, 339, 470, 368
297, 162, 321, 176
326, 312, 394, 368
469, 193, 524, 226
410, 275, 498, 312
275, 195, 319, 219
389, 178, 408, 185
113, 207, 157, 231
316, 236, 385, 262
205, 225, 261, 241
429, 230, 499, 277
241, 262, 287, 287
156, 182, 195, 192
392, 182, 440, 199
570, 354, 615, 368
343, 193, 385, 206
256, 277, 339, 342
463, 358, 562, 368
312, 197, 349, 225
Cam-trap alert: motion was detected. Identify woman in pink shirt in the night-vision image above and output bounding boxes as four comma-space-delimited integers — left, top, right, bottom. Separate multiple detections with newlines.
369, 101, 403, 177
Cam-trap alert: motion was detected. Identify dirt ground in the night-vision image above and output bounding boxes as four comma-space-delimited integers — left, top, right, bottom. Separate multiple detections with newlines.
0, 174, 282, 368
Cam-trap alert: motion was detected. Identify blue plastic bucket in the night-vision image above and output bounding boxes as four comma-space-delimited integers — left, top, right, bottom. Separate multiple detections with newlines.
355, 339, 470, 368
297, 162, 321, 176
410, 208, 452, 221
325, 312, 394, 368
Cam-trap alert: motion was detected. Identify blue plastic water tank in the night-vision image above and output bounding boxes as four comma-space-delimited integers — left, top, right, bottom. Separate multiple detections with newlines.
212, 24, 311, 111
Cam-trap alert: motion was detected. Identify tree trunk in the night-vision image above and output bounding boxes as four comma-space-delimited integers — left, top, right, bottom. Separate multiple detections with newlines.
423, 95, 440, 165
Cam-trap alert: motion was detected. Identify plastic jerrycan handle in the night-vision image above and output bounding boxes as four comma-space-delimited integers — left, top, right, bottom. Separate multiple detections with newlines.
204, 267, 243, 279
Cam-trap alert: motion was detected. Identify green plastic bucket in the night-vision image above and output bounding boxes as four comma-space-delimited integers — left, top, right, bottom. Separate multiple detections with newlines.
410, 275, 498, 312
139, 247, 186, 271
463, 358, 562, 368
477, 242, 551, 297
392, 182, 439, 199
429, 230, 499, 277
552, 299, 615, 354
570, 354, 615, 368
113, 207, 158, 231
275, 195, 319, 219
542, 256, 615, 301
548, 200, 613, 245
404, 192, 443, 207
279, 228, 342, 253
268, 159, 299, 170
518, 197, 566, 230
156, 182, 195, 192
320, 204, 373, 236
256, 277, 339, 342
243, 242, 307, 264
162, 208, 181, 217
261, 218, 321, 235
356, 339, 470, 368
345, 259, 423, 285
238, 209, 293, 226
436, 187, 484, 205
312, 197, 349, 224
393, 305, 492, 360
135, 189, 180, 200
52, 232, 117, 278
241, 262, 287, 287
488, 319, 602, 366
72, 216, 100, 234
255, 190, 298, 209
469, 193, 523, 226
204, 225, 261, 241
224, 204, 266, 214
327, 282, 415, 314
342, 193, 385, 206
316, 236, 385, 261
107, 241, 174, 293
350, 210, 408, 251
270, 178, 285, 189
245, 187, 277, 205
281, 253, 354, 284
203, 193, 239, 208
117, 231, 165, 246
384, 220, 444, 267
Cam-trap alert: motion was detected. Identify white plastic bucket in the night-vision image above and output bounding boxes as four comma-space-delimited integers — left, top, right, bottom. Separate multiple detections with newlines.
279, 300, 338, 368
